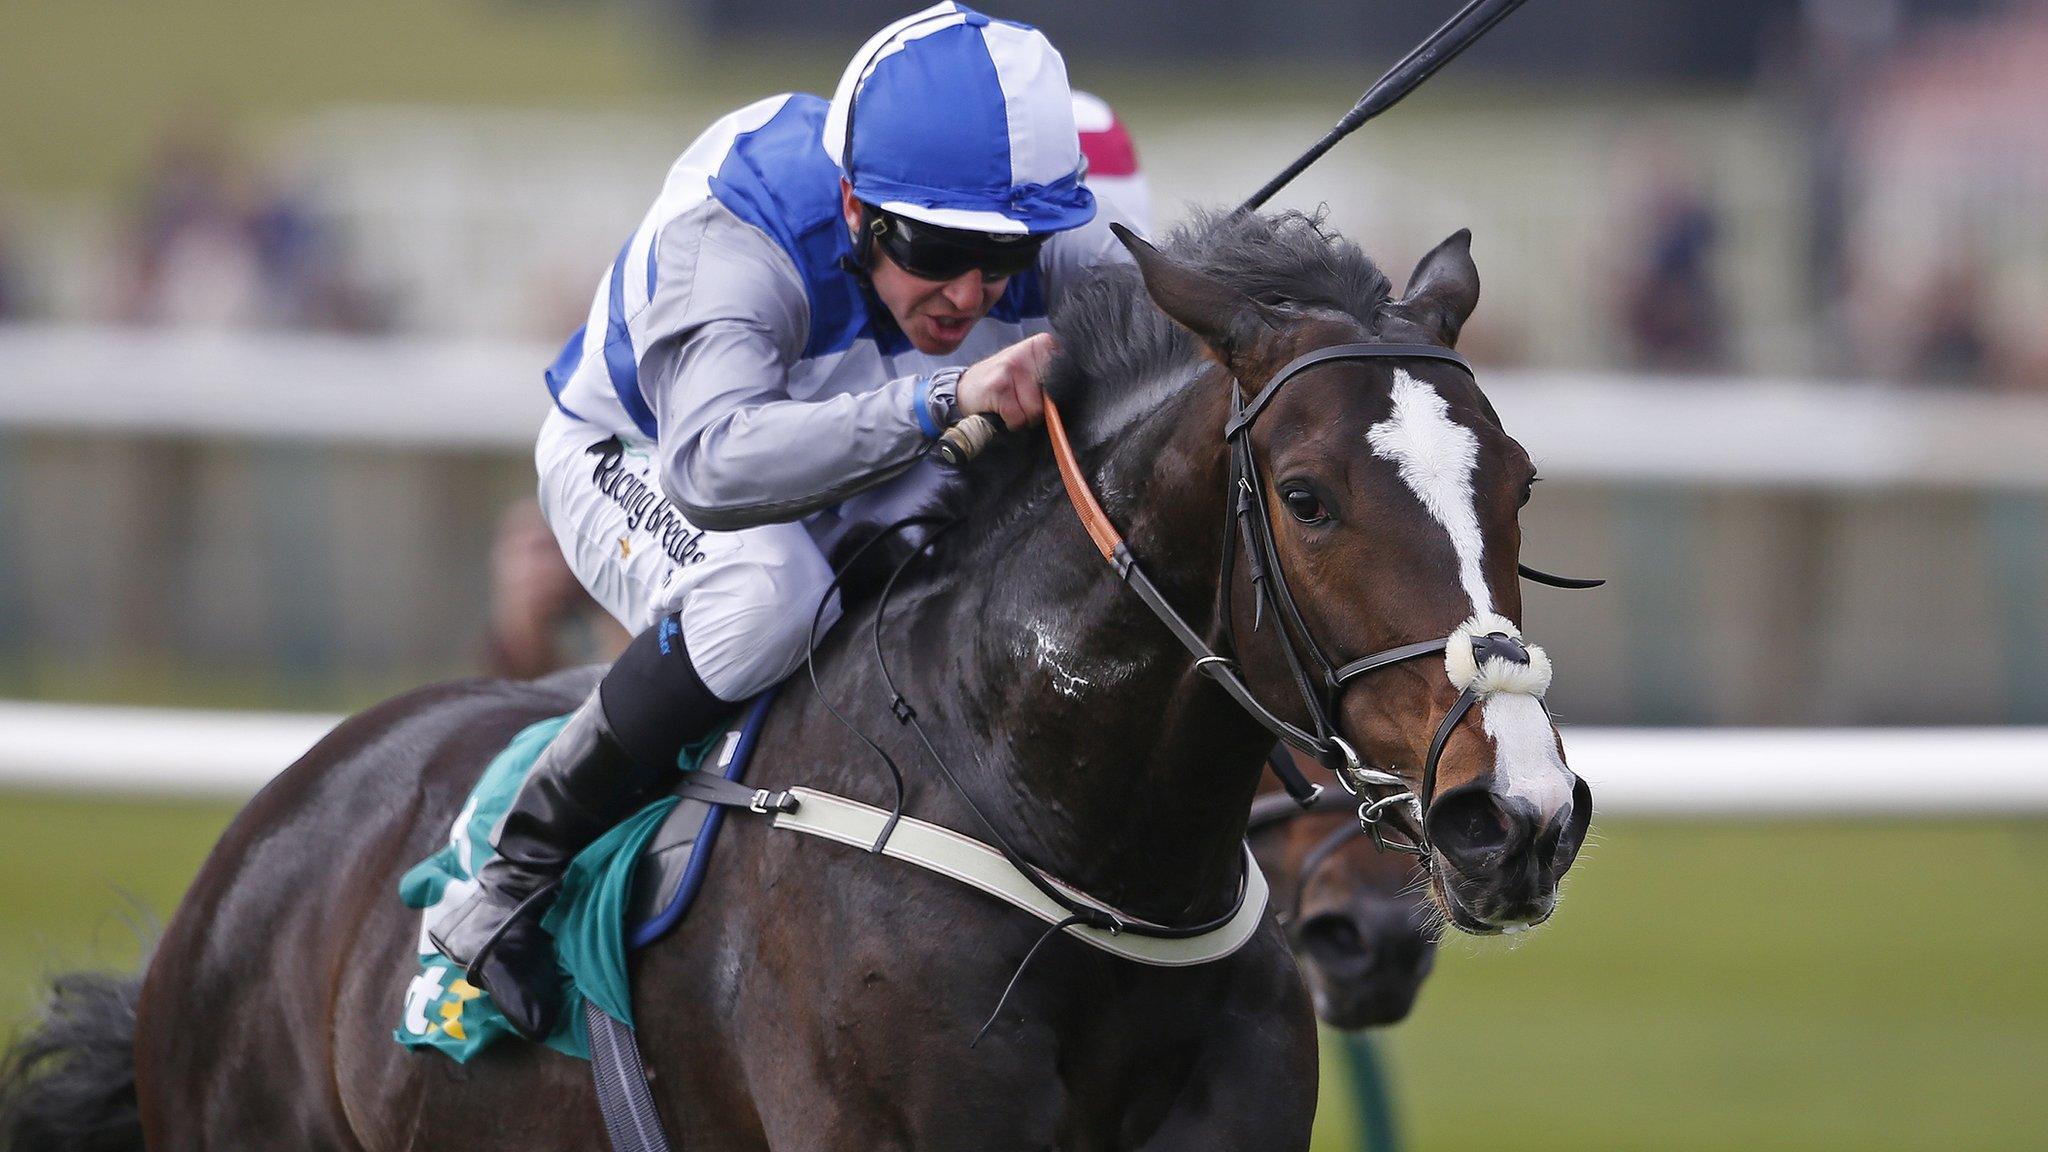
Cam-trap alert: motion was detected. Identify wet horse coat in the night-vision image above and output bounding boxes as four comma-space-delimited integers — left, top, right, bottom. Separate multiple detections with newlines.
110, 210, 1588, 1151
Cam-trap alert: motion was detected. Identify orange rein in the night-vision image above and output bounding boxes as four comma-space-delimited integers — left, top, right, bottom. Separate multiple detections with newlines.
1041, 397, 1124, 565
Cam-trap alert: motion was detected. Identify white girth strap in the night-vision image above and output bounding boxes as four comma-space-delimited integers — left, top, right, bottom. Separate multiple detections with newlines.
770, 787, 1270, 967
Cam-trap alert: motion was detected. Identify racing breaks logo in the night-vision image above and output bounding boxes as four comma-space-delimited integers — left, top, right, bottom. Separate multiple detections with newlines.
587, 438, 708, 567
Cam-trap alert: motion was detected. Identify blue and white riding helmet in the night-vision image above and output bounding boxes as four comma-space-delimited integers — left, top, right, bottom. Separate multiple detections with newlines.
821, 2, 1097, 237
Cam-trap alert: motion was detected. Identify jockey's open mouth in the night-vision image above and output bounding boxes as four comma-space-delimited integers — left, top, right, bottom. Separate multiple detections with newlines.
925, 311, 979, 344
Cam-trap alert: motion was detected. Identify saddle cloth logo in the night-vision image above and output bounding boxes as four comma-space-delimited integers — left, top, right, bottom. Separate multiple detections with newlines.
393, 714, 710, 1063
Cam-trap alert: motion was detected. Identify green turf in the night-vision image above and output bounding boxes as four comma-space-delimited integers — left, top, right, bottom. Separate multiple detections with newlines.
0, 791, 237, 1022
1324, 820, 2048, 1152
2, 792, 2040, 1149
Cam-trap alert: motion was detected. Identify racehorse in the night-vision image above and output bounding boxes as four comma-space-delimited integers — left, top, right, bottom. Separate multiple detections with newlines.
2, 207, 1590, 1152
1248, 751, 1436, 1030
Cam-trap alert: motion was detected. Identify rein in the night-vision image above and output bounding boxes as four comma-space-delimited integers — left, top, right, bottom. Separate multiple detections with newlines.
801, 513, 1251, 942
798, 503, 1266, 1043
866, 518, 1254, 943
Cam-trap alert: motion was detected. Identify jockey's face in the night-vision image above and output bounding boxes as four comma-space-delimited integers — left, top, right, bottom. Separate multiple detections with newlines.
841, 181, 1009, 356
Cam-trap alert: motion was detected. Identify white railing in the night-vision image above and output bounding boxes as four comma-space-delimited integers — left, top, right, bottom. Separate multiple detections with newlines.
1, 700, 2041, 815
5, 324, 2046, 489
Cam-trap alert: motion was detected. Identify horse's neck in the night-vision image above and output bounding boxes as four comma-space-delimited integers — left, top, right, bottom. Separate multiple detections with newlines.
913, 376, 1279, 921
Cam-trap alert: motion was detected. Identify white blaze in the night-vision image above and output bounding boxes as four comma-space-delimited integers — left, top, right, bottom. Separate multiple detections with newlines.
1480, 693, 1574, 814
1366, 372, 1493, 616
1368, 372, 1575, 819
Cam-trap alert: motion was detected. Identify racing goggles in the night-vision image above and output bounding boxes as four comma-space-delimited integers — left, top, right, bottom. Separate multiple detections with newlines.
865, 208, 1044, 283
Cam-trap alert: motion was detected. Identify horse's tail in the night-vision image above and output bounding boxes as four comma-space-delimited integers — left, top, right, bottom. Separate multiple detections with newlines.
0, 971, 146, 1152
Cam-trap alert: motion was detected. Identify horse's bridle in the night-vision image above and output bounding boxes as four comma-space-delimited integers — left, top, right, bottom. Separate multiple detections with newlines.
1047, 340, 1582, 863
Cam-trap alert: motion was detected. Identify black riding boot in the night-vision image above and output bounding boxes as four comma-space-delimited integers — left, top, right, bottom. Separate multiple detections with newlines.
428, 618, 731, 1040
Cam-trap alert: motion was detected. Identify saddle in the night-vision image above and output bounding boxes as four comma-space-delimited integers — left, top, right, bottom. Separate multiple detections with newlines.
624, 694, 782, 946
395, 692, 779, 1063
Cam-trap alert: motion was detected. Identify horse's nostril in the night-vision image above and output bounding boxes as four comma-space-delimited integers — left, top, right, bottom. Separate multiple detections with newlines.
1453, 803, 1506, 851
1431, 790, 1510, 856
1297, 914, 1370, 969
1427, 786, 1550, 884
1545, 775, 1595, 876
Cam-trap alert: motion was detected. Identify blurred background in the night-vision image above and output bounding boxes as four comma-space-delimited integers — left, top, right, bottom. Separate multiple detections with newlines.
0, 1, 2042, 1149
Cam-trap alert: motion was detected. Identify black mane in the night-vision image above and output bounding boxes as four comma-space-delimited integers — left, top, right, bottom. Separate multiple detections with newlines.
888, 206, 1394, 584
1042, 206, 1393, 451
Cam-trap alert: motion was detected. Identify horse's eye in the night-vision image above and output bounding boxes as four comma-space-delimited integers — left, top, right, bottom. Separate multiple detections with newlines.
1281, 485, 1327, 525
1519, 475, 1541, 508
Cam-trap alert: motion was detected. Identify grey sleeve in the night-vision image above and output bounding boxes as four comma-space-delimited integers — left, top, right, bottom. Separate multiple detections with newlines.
639, 204, 935, 532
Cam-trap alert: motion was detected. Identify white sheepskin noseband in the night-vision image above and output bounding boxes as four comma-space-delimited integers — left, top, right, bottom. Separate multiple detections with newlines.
1444, 613, 1554, 697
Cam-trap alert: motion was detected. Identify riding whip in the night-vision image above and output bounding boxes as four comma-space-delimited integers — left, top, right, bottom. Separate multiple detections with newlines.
1238, 0, 1531, 212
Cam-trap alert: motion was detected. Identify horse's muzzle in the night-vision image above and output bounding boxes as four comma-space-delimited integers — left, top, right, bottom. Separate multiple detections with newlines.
1424, 773, 1592, 932
1295, 905, 1438, 1028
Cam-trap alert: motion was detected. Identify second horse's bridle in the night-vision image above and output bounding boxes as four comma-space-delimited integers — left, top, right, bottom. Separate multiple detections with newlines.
1045, 339, 1593, 862
1246, 763, 1378, 928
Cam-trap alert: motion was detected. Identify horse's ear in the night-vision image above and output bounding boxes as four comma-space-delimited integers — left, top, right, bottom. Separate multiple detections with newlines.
1381, 229, 1479, 348
1113, 223, 1284, 377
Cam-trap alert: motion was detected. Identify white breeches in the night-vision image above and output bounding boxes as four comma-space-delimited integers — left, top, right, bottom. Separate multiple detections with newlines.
535, 408, 840, 702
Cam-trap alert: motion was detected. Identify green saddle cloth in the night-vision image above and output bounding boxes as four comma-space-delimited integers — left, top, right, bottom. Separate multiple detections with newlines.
393, 715, 711, 1063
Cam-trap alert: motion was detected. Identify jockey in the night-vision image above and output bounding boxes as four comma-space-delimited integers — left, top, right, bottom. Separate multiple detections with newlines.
430, 3, 1128, 1040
